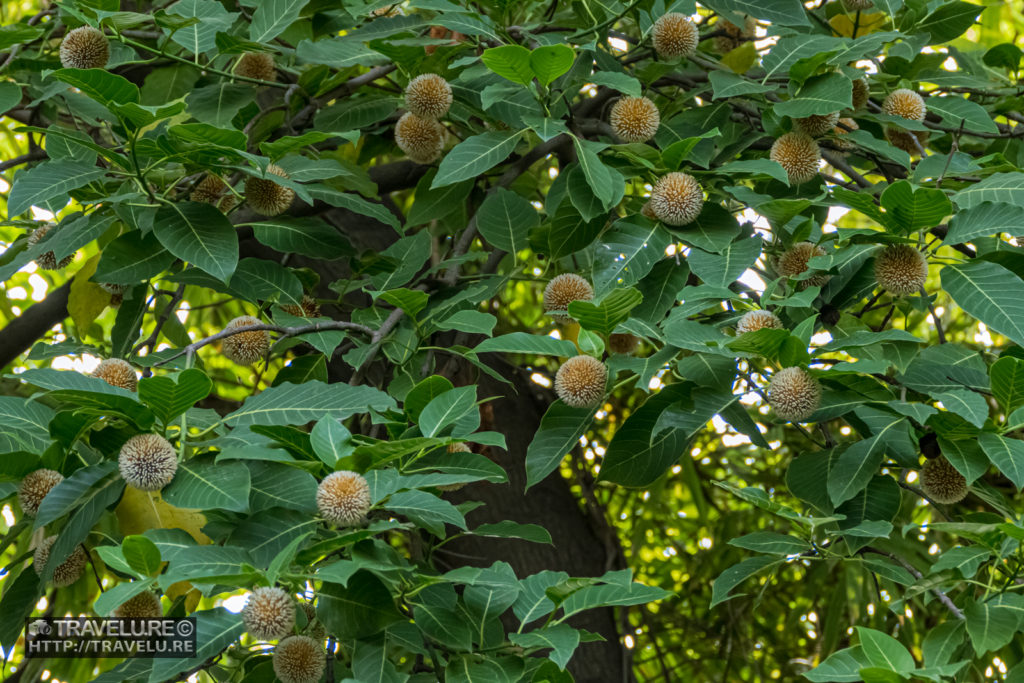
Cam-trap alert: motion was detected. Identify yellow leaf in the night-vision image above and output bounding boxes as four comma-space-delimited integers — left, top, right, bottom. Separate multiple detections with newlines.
68, 255, 111, 332
721, 41, 758, 74
829, 11, 887, 38
116, 486, 211, 544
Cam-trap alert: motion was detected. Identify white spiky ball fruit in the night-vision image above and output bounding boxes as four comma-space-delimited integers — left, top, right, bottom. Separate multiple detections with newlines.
60, 25, 109, 69
652, 13, 699, 59
736, 310, 783, 335
113, 591, 163, 618
921, 456, 968, 504
405, 73, 453, 119
650, 172, 704, 226
92, 358, 138, 391
543, 274, 594, 323
316, 471, 371, 526
221, 315, 270, 365
119, 433, 178, 491
770, 132, 821, 184
235, 52, 276, 81
608, 333, 640, 355
610, 97, 660, 143
795, 112, 840, 138
242, 586, 295, 640
885, 127, 928, 155
832, 118, 859, 151
883, 88, 926, 122
280, 295, 321, 318
33, 535, 87, 587
273, 635, 326, 683
18, 469, 64, 517
874, 244, 928, 296
245, 164, 294, 217
767, 367, 821, 422
851, 78, 870, 110
777, 242, 830, 288
555, 355, 607, 408
395, 112, 446, 164
28, 224, 73, 270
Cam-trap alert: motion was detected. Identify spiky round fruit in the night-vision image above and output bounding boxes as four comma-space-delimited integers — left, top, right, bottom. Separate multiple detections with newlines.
851, 78, 870, 110
273, 635, 326, 683
736, 310, 783, 335
650, 172, 703, 226
543, 274, 594, 323
18, 469, 63, 517
394, 112, 446, 164
555, 355, 607, 408
843, 0, 874, 9
640, 201, 658, 220
60, 26, 109, 69
33, 536, 86, 587
316, 471, 371, 527
767, 367, 821, 422
608, 333, 640, 355
245, 164, 294, 217
119, 434, 178, 491
190, 174, 237, 213
280, 295, 321, 318
113, 591, 163, 619
437, 442, 472, 492
652, 13, 699, 59
235, 52, 276, 82
874, 244, 928, 296
92, 358, 137, 391
609, 97, 660, 143
28, 224, 73, 270
221, 315, 270, 365
921, 456, 968, 504
794, 112, 840, 138
777, 242, 830, 288
242, 586, 295, 640
883, 88, 926, 122
298, 602, 326, 640
832, 118, 859, 151
770, 132, 821, 184
713, 16, 756, 53
405, 74, 453, 119
885, 127, 928, 155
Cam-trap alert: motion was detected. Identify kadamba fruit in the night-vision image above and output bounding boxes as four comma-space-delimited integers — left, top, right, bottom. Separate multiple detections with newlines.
33, 536, 86, 587
221, 315, 271, 365
555, 355, 608, 408
833, 118, 859, 150
190, 174, 237, 213
777, 242, 830, 288
713, 16, 756, 54
795, 112, 840, 138
770, 132, 821, 184
920, 456, 968, 504
18, 468, 63, 517
28, 224, 73, 270
874, 244, 928, 296
851, 78, 870, 110
119, 433, 178, 491
273, 635, 326, 683
395, 112, 446, 164
640, 201, 658, 220
113, 591, 163, 619
60, 25, 109, 69
316, 471, 371, 526
235, 52, 276, 82
92, 358, 138, 391
767, 367, 821, 422
245, 165, 294, 217
650, 172, 704, 226
242, 586, 295, 640
405, 73, 453, 119
652, 13, 699, 59
543, 273, 594, 323
608, 333, 640, 355
885, 127, 928, 155
883, 88, 926, 122
280, 295, 321, 318
736, 310, 783, 335
609, 96, 660, 143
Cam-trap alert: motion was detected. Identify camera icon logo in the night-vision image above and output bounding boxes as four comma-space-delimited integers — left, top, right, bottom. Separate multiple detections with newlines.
28, 620, 51, 636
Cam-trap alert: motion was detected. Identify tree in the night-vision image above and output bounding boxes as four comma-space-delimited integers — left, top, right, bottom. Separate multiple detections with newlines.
2, 0, 1024, 680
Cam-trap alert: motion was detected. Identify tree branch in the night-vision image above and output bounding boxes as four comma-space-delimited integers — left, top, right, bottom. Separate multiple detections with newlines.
0, 280, 71, 370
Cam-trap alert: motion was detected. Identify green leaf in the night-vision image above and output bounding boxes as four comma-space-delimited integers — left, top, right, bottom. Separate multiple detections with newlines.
249, 217, 352, 260
472, 521, 553, 545
149, 608, 245, 683
688, 235, 763, 289
51, 68, 140, 108
433, 131, 522, 188
230, 258, 303, 305
572, 137, 619, 210
0, 396, 54, 454
592, 220, 672, 297
991, 356, 1024, 413
310, 417, 354, 467
153, 201, 238, 282
709, 71, 775, 98
700, 0, 810, 26
246, 461, 318, 514
476, 188, 538, 256
510, 624, 580, 670
529, 44, 575, 86
481, 45, 534, 86
978, 432, 1024, 489
249, 0, 309, 41
588, 71, 641, 97
295, 37, 386, 69
856, 627, 915, 673
568, 287, 643, 336
229, 508, 317, 567
166, 0, 235, 53
7, 160, 106, 217
314, 95, 398, 132
318, 570, 403, 639
94, 230, 176, 284
385, 489, 467, 537
475, 333, 578, 357
728, 532, 811, 555
916, 1, 982, 44
928, 96, 999, 134
418, 385, 478, 438
954, 172, 1024, 208
525, 402, 595, 490
162, 456, 251, 512
122, 535, 162, 577
942, 261, 1024, 349
222, 380, 395, 427
138, 369, 213, 426
710, 556, 780, 608
879, 181, 952, 233
964, 598, 1021, 655
930, 546, 991, 579
773, 72, 852, 118
945, 201, 1024, 244
185, 83, 255, 127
